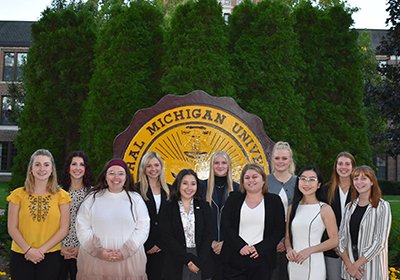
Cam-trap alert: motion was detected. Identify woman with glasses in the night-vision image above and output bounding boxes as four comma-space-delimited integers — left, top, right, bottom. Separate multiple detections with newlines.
285, 166, 338, 280
338, 166, 391, 280
321, 152, 355, 280
267, 142, 296, 280
76, 159, 150, 279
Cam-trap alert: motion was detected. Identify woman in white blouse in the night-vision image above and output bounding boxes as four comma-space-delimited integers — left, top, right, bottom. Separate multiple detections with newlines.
76, 159, 150, 280
160, 169, 214, 280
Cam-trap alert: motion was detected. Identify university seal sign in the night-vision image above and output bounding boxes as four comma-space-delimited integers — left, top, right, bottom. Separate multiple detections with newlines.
114, 90, 274, 183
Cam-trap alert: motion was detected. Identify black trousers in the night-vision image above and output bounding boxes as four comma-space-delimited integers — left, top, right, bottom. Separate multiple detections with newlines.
58, 258, 77, 280
223, 255, 271, 280
10, 250, 62, 280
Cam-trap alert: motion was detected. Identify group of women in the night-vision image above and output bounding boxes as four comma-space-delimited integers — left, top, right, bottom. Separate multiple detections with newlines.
6, 141, 392, 280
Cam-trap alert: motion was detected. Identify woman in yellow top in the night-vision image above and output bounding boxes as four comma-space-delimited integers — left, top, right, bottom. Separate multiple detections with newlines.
7, 149, 71, 280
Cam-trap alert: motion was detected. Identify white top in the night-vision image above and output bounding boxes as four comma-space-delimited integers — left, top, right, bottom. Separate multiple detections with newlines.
178, 200, 196, 248
154, 193, 161, 213
339, 187, 348, 219
278, 188, 289, 219
76, 189, 150, 251
239, 199, 265, 245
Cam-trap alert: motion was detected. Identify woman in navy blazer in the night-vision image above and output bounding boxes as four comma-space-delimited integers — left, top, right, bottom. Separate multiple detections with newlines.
160, 169, 214, 280
221, 164, 285, 280
136, 152, 170, 280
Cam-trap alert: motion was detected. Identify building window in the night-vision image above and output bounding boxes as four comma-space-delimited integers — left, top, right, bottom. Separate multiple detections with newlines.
1, 95, 23, 125
3, 52, 27, 81
0, 141, 16, 172
224, 0, 231, 5
224, 13, 230, 24
375, 155, 387, 180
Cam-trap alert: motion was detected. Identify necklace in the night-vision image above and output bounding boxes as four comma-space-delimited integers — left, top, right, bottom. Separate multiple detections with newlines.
216, 184, 225, 189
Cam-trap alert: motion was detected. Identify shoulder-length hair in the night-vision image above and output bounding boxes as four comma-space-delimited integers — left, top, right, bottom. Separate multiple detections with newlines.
138, 152, 170, 201
327, 151, 355, 204
239, 163, 268, 194
24, 149, 59, 194
61, 150, 93, 191
206, 151, 234, 204
350, 165, 382, 208
86, 159, 136, 220
170, 169, 201, 201
288, 165, 324, 243
271, 141, 296, 175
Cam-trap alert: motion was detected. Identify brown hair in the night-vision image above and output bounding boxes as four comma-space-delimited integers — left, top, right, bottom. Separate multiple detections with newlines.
327, 152, 355, 204
350, 165, 382, 208
239, 163, 268, 194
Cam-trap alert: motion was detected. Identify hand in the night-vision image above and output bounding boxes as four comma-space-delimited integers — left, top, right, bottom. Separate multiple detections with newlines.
249, 246, 259, 259
61, 247, 79, 259
346, 262, 364, 279
25, 248, 45, 264
146, 245, 161, 254
295, 247, 312, 264
276, 241, 286, 253
187, 261, 200, 273
239, 245, 253, 256
100, 249, 123, 262
211, 241, 223, 255
286, 249, 298, 262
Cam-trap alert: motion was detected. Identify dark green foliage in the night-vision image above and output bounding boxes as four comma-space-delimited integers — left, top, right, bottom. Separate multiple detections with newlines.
229, 0, 314, 167
80, 0, 164, 175
161, 0, 234, 97
11, 3, 97, 186
293, 2, 372, 177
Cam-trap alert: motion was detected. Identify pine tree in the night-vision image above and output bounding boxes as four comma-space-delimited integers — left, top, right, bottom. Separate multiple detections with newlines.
229, 0, 314, 167
161, 0, 234, 97
80, 0, 164, 174
294, 2, 372, 177
12, 2, 97, 185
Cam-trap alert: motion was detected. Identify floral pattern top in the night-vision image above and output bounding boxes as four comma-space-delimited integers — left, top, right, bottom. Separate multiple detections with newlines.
62, 188, 86, 248
178, 199, 196, 248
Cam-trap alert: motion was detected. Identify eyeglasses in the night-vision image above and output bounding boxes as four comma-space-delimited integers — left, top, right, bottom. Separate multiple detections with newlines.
298, 176, 318, 183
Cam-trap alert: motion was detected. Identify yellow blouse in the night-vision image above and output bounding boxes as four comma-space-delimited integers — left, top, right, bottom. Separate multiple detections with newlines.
7, 187, 71, 254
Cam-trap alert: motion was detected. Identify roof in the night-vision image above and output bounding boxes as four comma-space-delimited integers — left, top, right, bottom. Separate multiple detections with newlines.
0, 21, 35, 47
355, 29, 388, 55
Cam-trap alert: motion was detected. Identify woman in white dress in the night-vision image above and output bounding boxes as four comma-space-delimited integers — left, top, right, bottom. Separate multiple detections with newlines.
76, 159, 150, 280
285, 165, 338, 280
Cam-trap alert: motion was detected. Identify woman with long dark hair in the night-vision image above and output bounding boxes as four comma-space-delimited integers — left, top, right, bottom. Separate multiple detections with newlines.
58, 151, 93, 280
285, 165, 338, 280
76, 159, 150, 279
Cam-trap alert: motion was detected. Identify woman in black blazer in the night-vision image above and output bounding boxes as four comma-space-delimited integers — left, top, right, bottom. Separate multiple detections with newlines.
160, 169, 214, 280
136, 152, 170, 280
221, 164, 285, 280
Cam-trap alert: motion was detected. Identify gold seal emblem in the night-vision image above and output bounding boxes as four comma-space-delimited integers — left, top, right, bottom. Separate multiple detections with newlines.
114, 91, 274, 183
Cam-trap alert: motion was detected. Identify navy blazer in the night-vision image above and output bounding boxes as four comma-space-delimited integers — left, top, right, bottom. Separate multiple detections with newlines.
136, 182, 169, 252
221, 191, 285, 269
160, 198, 215, 279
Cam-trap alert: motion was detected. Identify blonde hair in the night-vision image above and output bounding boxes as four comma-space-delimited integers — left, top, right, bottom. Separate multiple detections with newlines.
138, 152, 170, 201
271, 141, 295, 174
239, 164, 268, 194
206, 151, 234, 204
24, 149, 59, 194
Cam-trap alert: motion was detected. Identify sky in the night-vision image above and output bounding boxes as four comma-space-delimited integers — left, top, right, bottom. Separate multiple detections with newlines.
0, 0, 390, 29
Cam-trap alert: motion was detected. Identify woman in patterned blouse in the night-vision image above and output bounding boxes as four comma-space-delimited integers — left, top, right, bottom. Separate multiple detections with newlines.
160, 169, 214, 280
58, 151, 93, 280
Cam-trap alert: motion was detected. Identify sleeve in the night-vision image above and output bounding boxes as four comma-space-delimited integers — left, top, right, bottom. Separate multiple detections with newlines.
6, 187, 23, 205
362, 201, 392, 261
221, 192, 247, 252
75, 196, 103, 257
58, 188, 72, 205
338, 203, 351, 254
120, 194, 150, 258
196, 201, 213, 269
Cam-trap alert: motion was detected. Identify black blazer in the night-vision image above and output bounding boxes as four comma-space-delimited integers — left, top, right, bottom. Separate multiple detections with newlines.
321, 184, 351, 258
160, 198, 215, 279
221, 191, 285, 269
136, 182, 169, 252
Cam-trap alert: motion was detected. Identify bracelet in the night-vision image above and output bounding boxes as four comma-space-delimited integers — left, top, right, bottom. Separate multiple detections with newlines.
25, 247, 32, 255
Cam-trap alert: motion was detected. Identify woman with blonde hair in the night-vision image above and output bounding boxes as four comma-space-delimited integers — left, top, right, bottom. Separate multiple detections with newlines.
7, 149, 71, 280
338, 166, 391, 280
137, 152, 170, 280
321, 151, 355, 279
200, 151, 239, 280
267, 141, 296, 280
